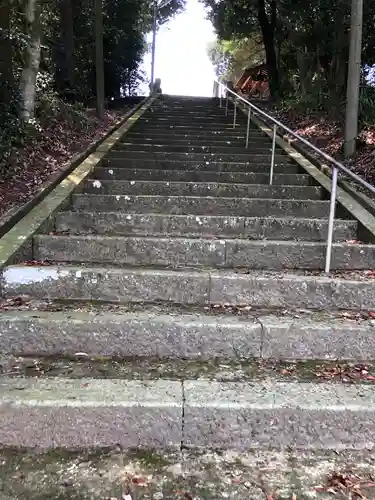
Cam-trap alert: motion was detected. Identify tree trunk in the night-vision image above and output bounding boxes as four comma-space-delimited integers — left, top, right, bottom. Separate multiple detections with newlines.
59, 0, 75, 91
344, 0, 363, 157
0, 0, 13, 104
94, 0, 105, 119
257, 0, 280, 98
19, 0, 42, 122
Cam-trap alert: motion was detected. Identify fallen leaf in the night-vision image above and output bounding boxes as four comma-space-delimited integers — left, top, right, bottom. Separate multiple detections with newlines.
131, 476, 148, 486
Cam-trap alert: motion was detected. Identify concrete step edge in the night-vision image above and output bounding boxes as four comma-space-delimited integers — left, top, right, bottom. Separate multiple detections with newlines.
55, 212, 356, 242
72, 193, 330, 204
37, 234, 364, 247
0, 310, 373, 361
2, 376, 375, 449
71, 194, 332, 218
82, 179, 322, 198
34, 235, 375, 271
83, 179, 318, 189
92, 167, 311, 180
2, 265, 375, 310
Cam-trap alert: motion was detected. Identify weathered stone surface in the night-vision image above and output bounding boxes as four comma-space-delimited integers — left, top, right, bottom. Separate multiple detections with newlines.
136, 116, 248, 127
241, 217, 356, 242
123, 135, 263, 147
0, 311, 262, 358
1, 266, 210, 304
226, 240, 375, 270
72, 194, 331, 218
56, 212, 356, 242
114, 142, 281, 154
56, 212, 166, 236
209, 271, 375, 310
131, 127, 264, 138
82, 179, 322, 200
106, 150, 292, 164
35, 235, 373, 270
260, 315, 375, 360
163, 215, 246, 238
0, 378, 182, 448
183, 380, 375, 449
34, 235, 227, 267
102, 157, 300, 173
92, 167, 312, 185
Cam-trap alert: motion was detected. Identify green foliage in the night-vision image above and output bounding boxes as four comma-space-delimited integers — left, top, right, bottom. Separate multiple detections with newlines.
208, 36, 264, 81
359, 88, 375, 126
202, 0, 375, 106
0, 0, 186, 177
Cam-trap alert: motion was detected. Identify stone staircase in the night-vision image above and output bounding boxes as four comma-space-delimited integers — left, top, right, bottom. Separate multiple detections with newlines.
1, 95, 375, 453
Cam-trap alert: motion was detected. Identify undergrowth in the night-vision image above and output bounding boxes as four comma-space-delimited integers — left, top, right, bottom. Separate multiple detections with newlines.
0, 80, 97, 179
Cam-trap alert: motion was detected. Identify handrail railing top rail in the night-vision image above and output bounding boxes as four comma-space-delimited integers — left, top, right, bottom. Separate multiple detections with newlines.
215, 79, 375, 196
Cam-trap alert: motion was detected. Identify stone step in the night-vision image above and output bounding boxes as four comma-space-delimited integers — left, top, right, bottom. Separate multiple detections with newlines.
124, 132, 265, 142
2, 265, 374, 309
0, 309, 372, 360
102, 157, 300, 173
55, 212, 356, 242
2, 375, 375, 449
82, 180, 322, 200
34, 235, 374, 270
130, 126, 262, 137
92, 167, 313, 185
144, 112, 240, 120
106, 151, 292, 164
121, 136, 265, 147
131, 123, 249, 132
114, 142, 279, 154
0, 310, 261, 358
72, 194, 332, 218
137, 117, 248, 125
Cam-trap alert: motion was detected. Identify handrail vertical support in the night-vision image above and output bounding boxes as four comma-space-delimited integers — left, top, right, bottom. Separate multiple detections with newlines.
325, 166, 338, 273
246, 108, 251, 148
246, 107, 251, 148
219, 85, 222, 108
233, 97, 237, 128
225, 92, 228, 116
269, 124, 277, 185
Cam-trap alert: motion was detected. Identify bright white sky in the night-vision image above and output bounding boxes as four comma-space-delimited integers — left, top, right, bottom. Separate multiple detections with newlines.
141, 0, 217, 96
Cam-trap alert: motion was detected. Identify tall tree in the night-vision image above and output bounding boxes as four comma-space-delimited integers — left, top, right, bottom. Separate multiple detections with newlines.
94, 0, 105, 119
0, 0, 14, 105
257, 0, 279, 97
58, 0, 75, 92
19, 0, 42, 122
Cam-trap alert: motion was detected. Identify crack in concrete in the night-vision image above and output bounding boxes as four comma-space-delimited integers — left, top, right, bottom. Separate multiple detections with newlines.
256, 315, 265, 359
180, 379, 185, 451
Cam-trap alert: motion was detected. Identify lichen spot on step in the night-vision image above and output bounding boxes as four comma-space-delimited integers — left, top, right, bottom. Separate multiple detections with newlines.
3, 267, 70, 286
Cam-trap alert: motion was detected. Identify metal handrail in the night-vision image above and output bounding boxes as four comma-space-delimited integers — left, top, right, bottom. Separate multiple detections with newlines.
215, 79, 375, 273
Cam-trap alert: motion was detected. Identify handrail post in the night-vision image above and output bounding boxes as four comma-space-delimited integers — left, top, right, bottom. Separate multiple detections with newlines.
269, 124, 277, 185
219, 84, 222, 108
233, 97, 237, 129
225, 92, 228, 116
246, 108, 252, 148
325, 166, 338, 273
